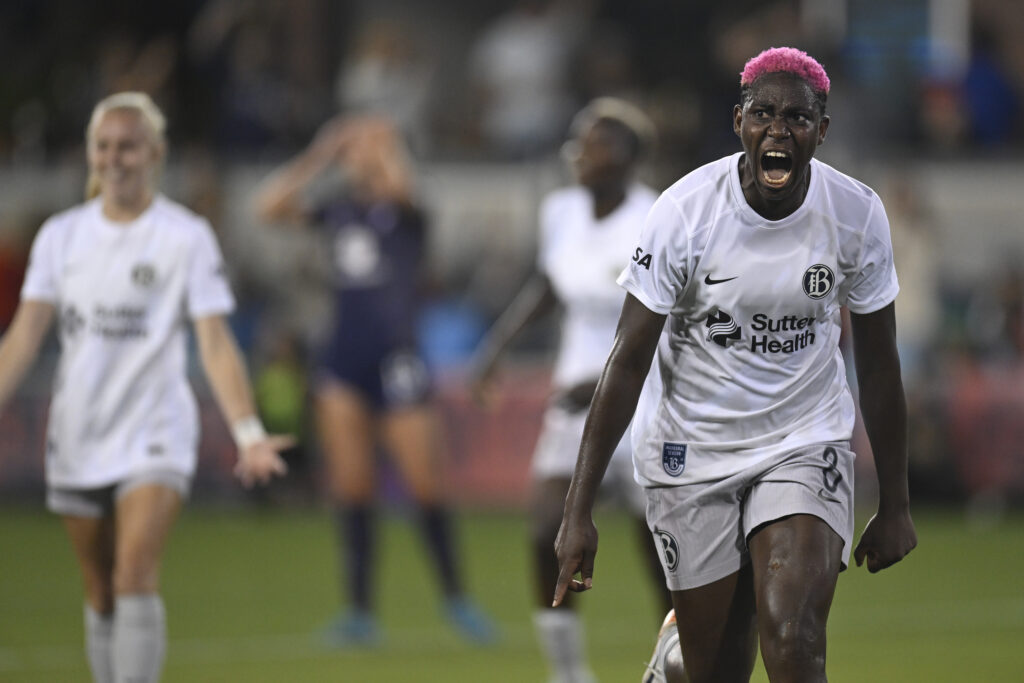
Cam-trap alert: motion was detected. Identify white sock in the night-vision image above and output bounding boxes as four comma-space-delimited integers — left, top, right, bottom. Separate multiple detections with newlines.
112, 594, 166, 683
84, 605, 114, 683
533, 608, 596, 683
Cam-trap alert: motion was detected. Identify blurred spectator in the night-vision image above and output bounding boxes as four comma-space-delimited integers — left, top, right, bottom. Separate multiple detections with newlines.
918, 79, 969, 152
186, 0, 333, 155
883, 178, 954, 501
335, 19, 435, 155
965, 261, 1024, 362
962, 24, 1020, 147
886, 177, 941, 383
575, 23, 641, 103
467, 0, 591, 159
0, 220, 31, 332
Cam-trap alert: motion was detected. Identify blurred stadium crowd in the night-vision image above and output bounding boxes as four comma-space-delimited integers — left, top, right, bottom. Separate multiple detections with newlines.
0, 0, 1022, 511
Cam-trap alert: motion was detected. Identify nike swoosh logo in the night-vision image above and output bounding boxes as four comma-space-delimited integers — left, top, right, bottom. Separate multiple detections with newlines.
704, 275, 738, 285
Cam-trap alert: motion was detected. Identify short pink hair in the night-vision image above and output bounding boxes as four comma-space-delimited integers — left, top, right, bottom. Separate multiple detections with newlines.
740, 47, 830, 94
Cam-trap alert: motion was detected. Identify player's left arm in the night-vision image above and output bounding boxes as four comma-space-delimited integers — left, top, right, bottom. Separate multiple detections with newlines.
194, 315, 291, 487
849, 302, 918, 572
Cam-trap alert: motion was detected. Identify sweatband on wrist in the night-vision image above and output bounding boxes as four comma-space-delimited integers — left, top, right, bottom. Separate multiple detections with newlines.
231, 416, 267, 452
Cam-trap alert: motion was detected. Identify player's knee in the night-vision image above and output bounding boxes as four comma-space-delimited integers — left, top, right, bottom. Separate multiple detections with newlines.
329, 472, 375, 502
83, 576, 115, 614
113, 561, 160, 595
681, 660, 750, 683
759, 613, 827, 673
403, 475, 442, 506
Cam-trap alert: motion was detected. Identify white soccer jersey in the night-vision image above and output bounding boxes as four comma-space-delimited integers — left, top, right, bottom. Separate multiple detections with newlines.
21, 195, 235, 489
538, 183, 657, 389
618, 153, 898, 487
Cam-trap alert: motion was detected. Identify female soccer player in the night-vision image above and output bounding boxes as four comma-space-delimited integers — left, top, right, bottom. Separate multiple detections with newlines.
0, 92, 289, 683
552, 48, 918, 683
254, 115, 494, 645
471, 98, 671, 683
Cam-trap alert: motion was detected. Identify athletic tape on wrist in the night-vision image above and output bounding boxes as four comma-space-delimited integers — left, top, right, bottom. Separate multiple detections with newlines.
231, 416, 267, 453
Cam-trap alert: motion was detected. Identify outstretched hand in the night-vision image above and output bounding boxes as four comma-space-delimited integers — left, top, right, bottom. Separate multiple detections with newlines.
234, 435, 294, 488
551, 513, 599, 607
853, 508, 917, 573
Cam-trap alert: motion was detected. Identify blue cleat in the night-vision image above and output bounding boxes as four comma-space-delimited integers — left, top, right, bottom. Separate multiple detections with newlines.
320, 609, 382, 648
444, 596, 498, 645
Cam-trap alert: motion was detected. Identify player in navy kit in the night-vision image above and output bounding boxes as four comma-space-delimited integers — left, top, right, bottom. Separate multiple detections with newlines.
255, 115, 494, 645
551, 48, 918, 683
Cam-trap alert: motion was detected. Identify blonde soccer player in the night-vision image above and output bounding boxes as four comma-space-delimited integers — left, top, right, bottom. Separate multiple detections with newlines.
0, 92, 289, 683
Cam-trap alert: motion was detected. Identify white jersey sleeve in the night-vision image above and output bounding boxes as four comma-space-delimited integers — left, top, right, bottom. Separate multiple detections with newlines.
616, 190, 690, 315
536, 191, 560, 277
21, 218, 61, 303
843, 194, 899, 314
186, 219, 235, 319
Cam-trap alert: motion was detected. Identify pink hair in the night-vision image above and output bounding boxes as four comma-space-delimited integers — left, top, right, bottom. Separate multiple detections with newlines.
740, 47, 830, 94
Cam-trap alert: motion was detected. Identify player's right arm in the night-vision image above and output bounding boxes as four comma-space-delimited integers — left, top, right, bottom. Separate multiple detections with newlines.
252, 116, 351, 224
0, 300, 55, 413
467, 272, 558, 404
552, 293, 664, 605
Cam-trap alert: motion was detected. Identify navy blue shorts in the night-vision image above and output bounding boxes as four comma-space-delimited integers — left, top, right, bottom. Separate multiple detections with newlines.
314, 340, 431, 410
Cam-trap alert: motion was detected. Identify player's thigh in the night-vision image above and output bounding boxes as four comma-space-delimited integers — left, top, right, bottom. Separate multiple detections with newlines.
315, 382, 376, 499
748, 514, 843, 657
380, 403, 444, 503
670, 563, 758, 683
528, 476, 571, 546
61, 513, 117, 611
743, 443, 851, 656
112, 483, 183, 594
529, 405, 584, 482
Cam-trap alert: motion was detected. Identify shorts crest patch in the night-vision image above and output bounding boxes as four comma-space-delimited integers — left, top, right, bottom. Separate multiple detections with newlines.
654, 528, 680, 571
662, 442, 687, 477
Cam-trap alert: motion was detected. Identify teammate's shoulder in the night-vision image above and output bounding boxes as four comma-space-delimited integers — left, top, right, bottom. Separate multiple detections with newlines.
151, 195, 217, 236
661, 154, 735, 205
151, 194, 206, 224
812, 159, 881, 206
541, 185, 588, 210
629, 182, 659, 206
650, 155, 736, 230
34, 199, 98, 240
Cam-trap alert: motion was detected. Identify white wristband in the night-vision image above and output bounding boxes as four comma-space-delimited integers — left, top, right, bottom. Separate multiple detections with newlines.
231, 416, 267, 452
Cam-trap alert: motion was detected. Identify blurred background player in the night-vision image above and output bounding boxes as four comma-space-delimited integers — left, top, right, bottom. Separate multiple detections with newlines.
253, 114, 495, 646
470, 97, 671, 683
552, 47, 917, 683
0, 92, 289, 683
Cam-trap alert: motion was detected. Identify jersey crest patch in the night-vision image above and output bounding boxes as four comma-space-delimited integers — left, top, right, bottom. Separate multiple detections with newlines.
131, 263, 156, 287
662, 442, 687, 476
802, 264, 834, 299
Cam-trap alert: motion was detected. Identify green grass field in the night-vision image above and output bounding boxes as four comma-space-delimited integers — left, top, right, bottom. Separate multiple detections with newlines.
1, 504, 1022, 682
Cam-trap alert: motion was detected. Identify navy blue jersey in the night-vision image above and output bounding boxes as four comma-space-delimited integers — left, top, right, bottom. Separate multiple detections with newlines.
312, 198, 431, 408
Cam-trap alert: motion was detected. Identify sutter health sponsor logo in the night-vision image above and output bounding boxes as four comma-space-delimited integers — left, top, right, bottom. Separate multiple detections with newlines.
749, 312, 815, 353
91, 304, 148, 339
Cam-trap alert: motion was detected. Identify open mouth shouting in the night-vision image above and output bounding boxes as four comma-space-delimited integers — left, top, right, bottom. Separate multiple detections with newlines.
761, 150, 793, 188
